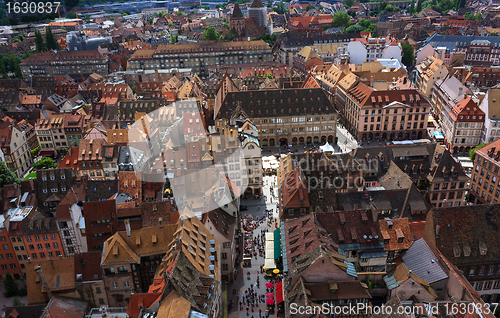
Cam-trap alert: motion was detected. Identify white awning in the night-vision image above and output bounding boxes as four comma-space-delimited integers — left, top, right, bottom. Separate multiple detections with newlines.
265, 258, 276, 269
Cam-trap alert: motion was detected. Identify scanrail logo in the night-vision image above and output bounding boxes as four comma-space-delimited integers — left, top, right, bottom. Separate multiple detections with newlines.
127, 99, 248, 217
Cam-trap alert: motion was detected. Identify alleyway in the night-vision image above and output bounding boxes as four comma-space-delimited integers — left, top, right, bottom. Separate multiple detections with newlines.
228, 176, 280, 318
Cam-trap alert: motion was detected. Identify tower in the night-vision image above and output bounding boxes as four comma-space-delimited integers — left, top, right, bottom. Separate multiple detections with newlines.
230, 3, 245, 36
248, 0, 267, 28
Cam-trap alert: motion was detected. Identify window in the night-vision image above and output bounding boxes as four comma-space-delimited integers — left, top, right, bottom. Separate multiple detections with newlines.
31, 253, 37, 259
26, 236, 32, 242
43, 235, 48, 241
222, 264, 228, 270
51, 234, 56, 240
40, 252, 45, 258
55, 251, 61, 256
2, 245, 8, 250
53, 243, 59, 248
112, 282, 118, 289
45, 243, 50, 249
29, 245, 34, 250
222, 253, 227, 259
96, 287, 101, 294
124, 281, 130, 288
223, 242, 231, 248
34, 236, 40, 241
37, 244, 42, 250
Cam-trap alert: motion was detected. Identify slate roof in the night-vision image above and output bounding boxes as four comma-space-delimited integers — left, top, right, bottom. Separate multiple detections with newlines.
401, 238, 448, 284
4, 305, 45, 318
424, 33, 500, 53
216, 88, 336, 119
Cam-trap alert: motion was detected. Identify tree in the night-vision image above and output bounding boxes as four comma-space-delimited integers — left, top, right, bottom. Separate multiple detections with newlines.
401, 43, 415, 68
66, 12, 77, 19
491, 32, 500, 36
415, 0, 422, 12
12, 297, 25, 307
305, 5, 315, 11
408, 0, 415, 13
224, 33, 235, 41
344, 0, 355, 8
33, 157, 57, 170
223, 22, 229, 29
3, 274, 18, 298
0, 161, 19, 188
176, 11, 184, 16
45, 28, 61, 50
31, 146, 40, 157
344, 24, 364, 33
202, 25, 220, 41
273, 2, 288, 14
470, 143, 487, 161
333, 11, 351, 28
34, 29, 46, 53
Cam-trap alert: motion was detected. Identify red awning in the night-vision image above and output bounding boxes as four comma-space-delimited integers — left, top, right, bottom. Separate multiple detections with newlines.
39, 150, 54, 157
276, 281, 284, 304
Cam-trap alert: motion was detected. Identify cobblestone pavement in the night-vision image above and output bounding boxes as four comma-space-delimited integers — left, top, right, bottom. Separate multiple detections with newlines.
228, 176, 280, 318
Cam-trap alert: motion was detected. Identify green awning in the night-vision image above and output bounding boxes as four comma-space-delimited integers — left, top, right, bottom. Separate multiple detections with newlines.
274, 228, 281, 260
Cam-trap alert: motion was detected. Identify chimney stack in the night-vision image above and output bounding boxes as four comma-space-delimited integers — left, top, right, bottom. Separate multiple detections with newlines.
125, 219, 131, 238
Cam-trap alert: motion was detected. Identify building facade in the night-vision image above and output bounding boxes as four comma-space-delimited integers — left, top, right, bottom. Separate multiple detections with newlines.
469, 139, 500, 204
128, 41, 272, 76
347, 37, 402, 66
20, 50, 109, 82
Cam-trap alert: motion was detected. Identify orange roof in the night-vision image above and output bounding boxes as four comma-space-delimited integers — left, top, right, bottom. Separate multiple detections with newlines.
58, 147, 79, 170
21, 95, 42, 105
49, 21, 79, 26
126, 293, 161, 318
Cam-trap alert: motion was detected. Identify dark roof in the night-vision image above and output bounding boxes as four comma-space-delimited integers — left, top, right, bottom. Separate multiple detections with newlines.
19, 208, 58, 236
316, 210, 381, 245
304, 280, 371, 301
4, 305, 45, 318
250, 0, 264, 8
232, 3, 243, 18
74, 252, 103, 282
85, 179, 118, 202
427, 204, 500, 271
82, 199, 116, 222
216, 88, 336, 119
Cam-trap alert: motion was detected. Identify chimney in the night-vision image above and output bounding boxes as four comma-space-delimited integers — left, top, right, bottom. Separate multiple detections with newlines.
36, 265, 53, 299
125, 219, 131, 238
435, 225, 440, 236
407, 269, 412, 278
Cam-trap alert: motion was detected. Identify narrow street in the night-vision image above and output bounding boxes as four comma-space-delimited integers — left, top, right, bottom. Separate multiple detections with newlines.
228, 176, 280, 318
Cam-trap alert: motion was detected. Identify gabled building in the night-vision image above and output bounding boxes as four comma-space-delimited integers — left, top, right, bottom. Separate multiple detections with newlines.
478, 87, 500, 144
469, 139, 500, 204
74, 252, 109, 307
384, 262, 437, 302
278, 167, 309, 220
0, 121, 32, 178
78, 139, 107, 180
441, 96, 484, 154
347, 37, 402, 66
100, 225, 177, 307
416, 56, 448, 98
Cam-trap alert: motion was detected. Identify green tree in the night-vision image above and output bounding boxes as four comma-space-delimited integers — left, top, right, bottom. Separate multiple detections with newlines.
0, 161, 19, 188
45, 28, 61, 50
31, 146, 40, 157
491, 32, 500, 36
273, 2, 288, 14
223, 22, 229, 29
204, 5, 210, 9
409, 0, 415, 13
344, 24, 364, 33
344, 0, 355, 8
34, 29, 46, 53
12, 297, 25, 306
176, 11, 184, 16
333, 11, 351, 28
3, 274, 18, 298
202, 25, 220, 41
66, 12, 77, 19
305, 5, 315, 10
416, 0, 422, 12
224, 33, 235, 41
470, 143, 487, 161
401, 43, 415, 68
33, 157, 57, 170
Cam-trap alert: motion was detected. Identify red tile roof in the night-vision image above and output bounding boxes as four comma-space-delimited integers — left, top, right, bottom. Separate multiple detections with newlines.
126, 293, 161, 318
